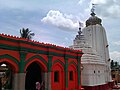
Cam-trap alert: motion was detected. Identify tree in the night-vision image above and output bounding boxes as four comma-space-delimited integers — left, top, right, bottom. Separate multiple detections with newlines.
111, 60, 114, 69
20, 28, 35, 40
115, 62, 118, 67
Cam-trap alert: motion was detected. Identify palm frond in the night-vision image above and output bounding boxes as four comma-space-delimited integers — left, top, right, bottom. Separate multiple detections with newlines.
20, 28, 35, 40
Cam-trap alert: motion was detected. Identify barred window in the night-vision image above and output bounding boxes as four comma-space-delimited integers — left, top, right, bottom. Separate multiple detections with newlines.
54, 71, 59, 82
69, 71, 73, 81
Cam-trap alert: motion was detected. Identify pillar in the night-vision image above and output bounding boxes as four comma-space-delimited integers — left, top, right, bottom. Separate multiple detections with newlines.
0, 77, 2, 90
65, 57, 68, 90
13, 73, 26, 90
47, 55, 52, 90
13, 51, 26, 90
43, 72, 51, 90
77, 56, 81, 89
48, 72, 51, 90
44, 72, 48, 90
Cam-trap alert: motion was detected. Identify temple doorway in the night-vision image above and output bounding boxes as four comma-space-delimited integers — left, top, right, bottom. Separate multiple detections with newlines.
0, 63, 13, 90
25, 62, 42, 90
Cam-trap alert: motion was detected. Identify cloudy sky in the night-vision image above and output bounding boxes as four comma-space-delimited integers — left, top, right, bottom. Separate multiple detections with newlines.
0, 0, 120, 63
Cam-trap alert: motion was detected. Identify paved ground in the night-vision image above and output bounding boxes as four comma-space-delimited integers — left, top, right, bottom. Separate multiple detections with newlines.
113, 88, 120, 90
113, 83, 120, 90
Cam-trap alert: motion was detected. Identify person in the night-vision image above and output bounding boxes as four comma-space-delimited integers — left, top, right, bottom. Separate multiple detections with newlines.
115, 80, 118, 86
40, 81, 45, 90
36, 82, 40, 90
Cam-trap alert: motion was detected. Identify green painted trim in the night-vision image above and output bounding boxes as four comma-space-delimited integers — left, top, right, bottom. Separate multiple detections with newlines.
68, 61, 77, 69
64, 58, 68, 88
49, 52, 63, 57
25, 55, 48, 67
77, 52, 83, 54
0, 36, 45, 48
18, 52, 27, 73
0, 44, 19, 51
65, 54, 77, 59
47, 55, 53, 72
0, 54, 19, 64
77, 57, 81, 86
52, 60, 65, 67
0, 43, 79, 59
0, 36, 77, 52
20, 47, 47, 54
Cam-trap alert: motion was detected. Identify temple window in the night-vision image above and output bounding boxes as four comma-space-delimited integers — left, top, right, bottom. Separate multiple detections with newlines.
54, 71, 59, 82
69, 71, 73, 81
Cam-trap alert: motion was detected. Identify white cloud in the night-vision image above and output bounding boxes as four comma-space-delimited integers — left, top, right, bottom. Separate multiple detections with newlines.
78, 0, 85, 4
110, 51, 120, 63
91, 0, 107, 4
0, 0, 43, 11
113, 41, 120, 46
90, 0, 120, 18
41, 10, 79, 31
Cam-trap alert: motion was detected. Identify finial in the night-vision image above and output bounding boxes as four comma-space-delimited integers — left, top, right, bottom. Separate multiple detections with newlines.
78, 21, 83, 35
91, 3, 97, 16
79, 21, 83, 28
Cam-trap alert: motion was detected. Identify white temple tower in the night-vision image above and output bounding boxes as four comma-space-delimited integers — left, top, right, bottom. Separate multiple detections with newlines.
70, 6, 113, 90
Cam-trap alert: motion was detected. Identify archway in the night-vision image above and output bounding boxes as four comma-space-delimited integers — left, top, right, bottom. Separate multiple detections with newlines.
51, 62, 65, 90
25, 62, 43, 90
0, 62, 14, 90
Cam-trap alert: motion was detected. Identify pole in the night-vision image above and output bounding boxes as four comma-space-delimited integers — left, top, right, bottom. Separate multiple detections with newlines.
0, 77, 2, 90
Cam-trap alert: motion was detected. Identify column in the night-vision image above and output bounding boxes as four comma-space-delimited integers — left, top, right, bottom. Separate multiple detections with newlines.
44, 72, 48, 90
47, 55, 52, 90
13, 73, 26, 90
65, 57, 68, 90
48, 72, 51, 90
77, 56, 81, 89
14, 51, 26, 90
41, 72, 51, 90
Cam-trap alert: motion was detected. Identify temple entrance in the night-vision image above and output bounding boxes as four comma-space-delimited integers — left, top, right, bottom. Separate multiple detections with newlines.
0, 63, 13, 90
25, 62, 42, 90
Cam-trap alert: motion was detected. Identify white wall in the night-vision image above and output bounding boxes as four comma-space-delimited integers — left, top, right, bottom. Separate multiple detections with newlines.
82, 64, 106, 86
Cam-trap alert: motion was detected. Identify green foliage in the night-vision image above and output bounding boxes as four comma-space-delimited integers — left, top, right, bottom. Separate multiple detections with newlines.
111, 60, 114, 69
20, 28, 35, 40
115, 62, 118, 67
111, 60, 120, 70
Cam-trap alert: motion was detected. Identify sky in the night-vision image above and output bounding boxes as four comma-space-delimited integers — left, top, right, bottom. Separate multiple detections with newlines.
0, 0, 120, 63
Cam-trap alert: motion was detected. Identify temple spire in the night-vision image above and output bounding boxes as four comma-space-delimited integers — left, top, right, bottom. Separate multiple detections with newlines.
78, 22, 83, 35
90, 3, 96, 16
86, 4, 102, 27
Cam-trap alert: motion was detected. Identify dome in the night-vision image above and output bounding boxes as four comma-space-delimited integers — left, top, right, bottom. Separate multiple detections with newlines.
86, 12, 102, 27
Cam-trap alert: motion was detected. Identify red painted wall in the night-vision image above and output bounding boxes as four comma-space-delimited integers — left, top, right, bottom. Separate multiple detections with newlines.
0, 34, 83, 90
68, 64, 78, 90
51, 63, 65, 90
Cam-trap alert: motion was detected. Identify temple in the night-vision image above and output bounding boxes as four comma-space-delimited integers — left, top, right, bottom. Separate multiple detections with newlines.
0, 5, 115, 90
70, 5, 113, 90
0, 34, 83, 90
